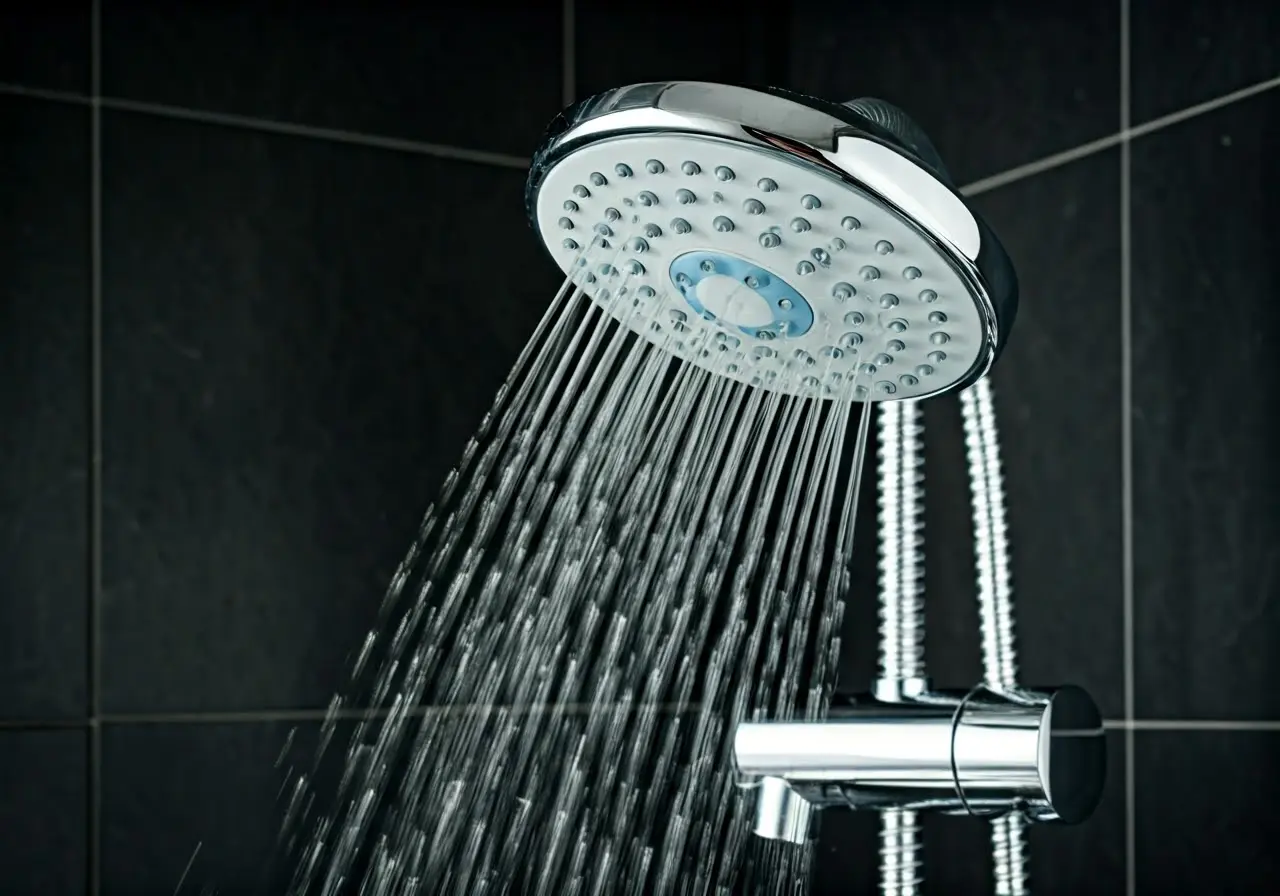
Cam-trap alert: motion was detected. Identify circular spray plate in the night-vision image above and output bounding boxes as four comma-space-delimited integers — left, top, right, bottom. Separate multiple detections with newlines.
534, 133, 988, 400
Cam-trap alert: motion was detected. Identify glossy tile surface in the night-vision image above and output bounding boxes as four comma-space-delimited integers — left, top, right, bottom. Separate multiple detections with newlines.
0, 6, 90, 93
1134, 730, 1280, 893
0, 97, 90, 720
100, 5, 563, 157
100, 110, 562, 713
787, 0, 1120, 186
1131, 0, 1280, 125
0, 729, 87, 895
1131, 91, 1280, 721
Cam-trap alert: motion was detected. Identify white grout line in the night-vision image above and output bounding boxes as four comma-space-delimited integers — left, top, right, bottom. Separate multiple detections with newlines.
1106, 719, 1280, 732
5, 714, 1280, 731
1119, 2, 1136, 895
561, 0, 576, 109
0, 84, 529, 169
88, 3, 103, 893
4, 73, 1279, 188
960, 72, 1280, 196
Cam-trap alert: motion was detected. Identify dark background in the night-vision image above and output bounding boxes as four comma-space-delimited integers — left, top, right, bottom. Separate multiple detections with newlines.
2, 1, 1278, 893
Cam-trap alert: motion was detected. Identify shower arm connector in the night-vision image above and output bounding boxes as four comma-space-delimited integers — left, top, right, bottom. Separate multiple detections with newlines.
735, 681, 1105, 845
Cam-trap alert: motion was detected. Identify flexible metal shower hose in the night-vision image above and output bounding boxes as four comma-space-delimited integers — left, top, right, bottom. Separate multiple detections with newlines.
875, 380, 1029, 896
876, 399, 925, 896
961, 378, 1029, 896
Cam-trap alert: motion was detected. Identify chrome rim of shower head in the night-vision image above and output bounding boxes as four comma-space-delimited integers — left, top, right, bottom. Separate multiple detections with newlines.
525, 82, 1019, 402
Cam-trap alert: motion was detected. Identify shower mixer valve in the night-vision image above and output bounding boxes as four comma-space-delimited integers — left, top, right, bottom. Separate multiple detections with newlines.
734, 681, 1106, 844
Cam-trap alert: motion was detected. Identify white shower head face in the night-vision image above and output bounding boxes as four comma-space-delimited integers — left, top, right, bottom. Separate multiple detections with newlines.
533, 133, 990, 402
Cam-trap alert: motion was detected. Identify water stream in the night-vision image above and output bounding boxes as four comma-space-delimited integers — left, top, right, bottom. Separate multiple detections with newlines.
270, 237, 877, 895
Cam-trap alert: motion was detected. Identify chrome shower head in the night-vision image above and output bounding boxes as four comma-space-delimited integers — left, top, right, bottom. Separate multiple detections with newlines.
526, 82, 1018, 402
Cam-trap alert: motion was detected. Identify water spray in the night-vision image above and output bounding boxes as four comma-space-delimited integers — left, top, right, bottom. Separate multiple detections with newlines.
526, 82, 1105, 895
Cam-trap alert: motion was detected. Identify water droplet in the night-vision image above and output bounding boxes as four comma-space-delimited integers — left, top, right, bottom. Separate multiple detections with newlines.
681, 161, 701, 175
758, 177, 778, 192
715, 166, 735, 181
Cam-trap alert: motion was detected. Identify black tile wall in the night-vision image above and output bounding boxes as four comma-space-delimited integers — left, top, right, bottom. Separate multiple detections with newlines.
1131, 0, 1280, 126
100, 110, 561, 714
1131, 90, 1280, 722
0, 7, 91, 93
101, 720, 331, 894
0, 96, 90, 721
100, 5, 564, 158
1134, 731, 1280, 893
785, 0, 1120, 186
0, 729, 88, 895
3, 1, 1279, 894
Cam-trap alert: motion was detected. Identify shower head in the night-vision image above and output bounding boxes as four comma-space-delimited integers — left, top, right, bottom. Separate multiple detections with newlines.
526, 82, 1018, 402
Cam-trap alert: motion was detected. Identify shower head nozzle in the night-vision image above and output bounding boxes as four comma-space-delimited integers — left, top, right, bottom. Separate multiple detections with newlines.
526, 82, 1018, 402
